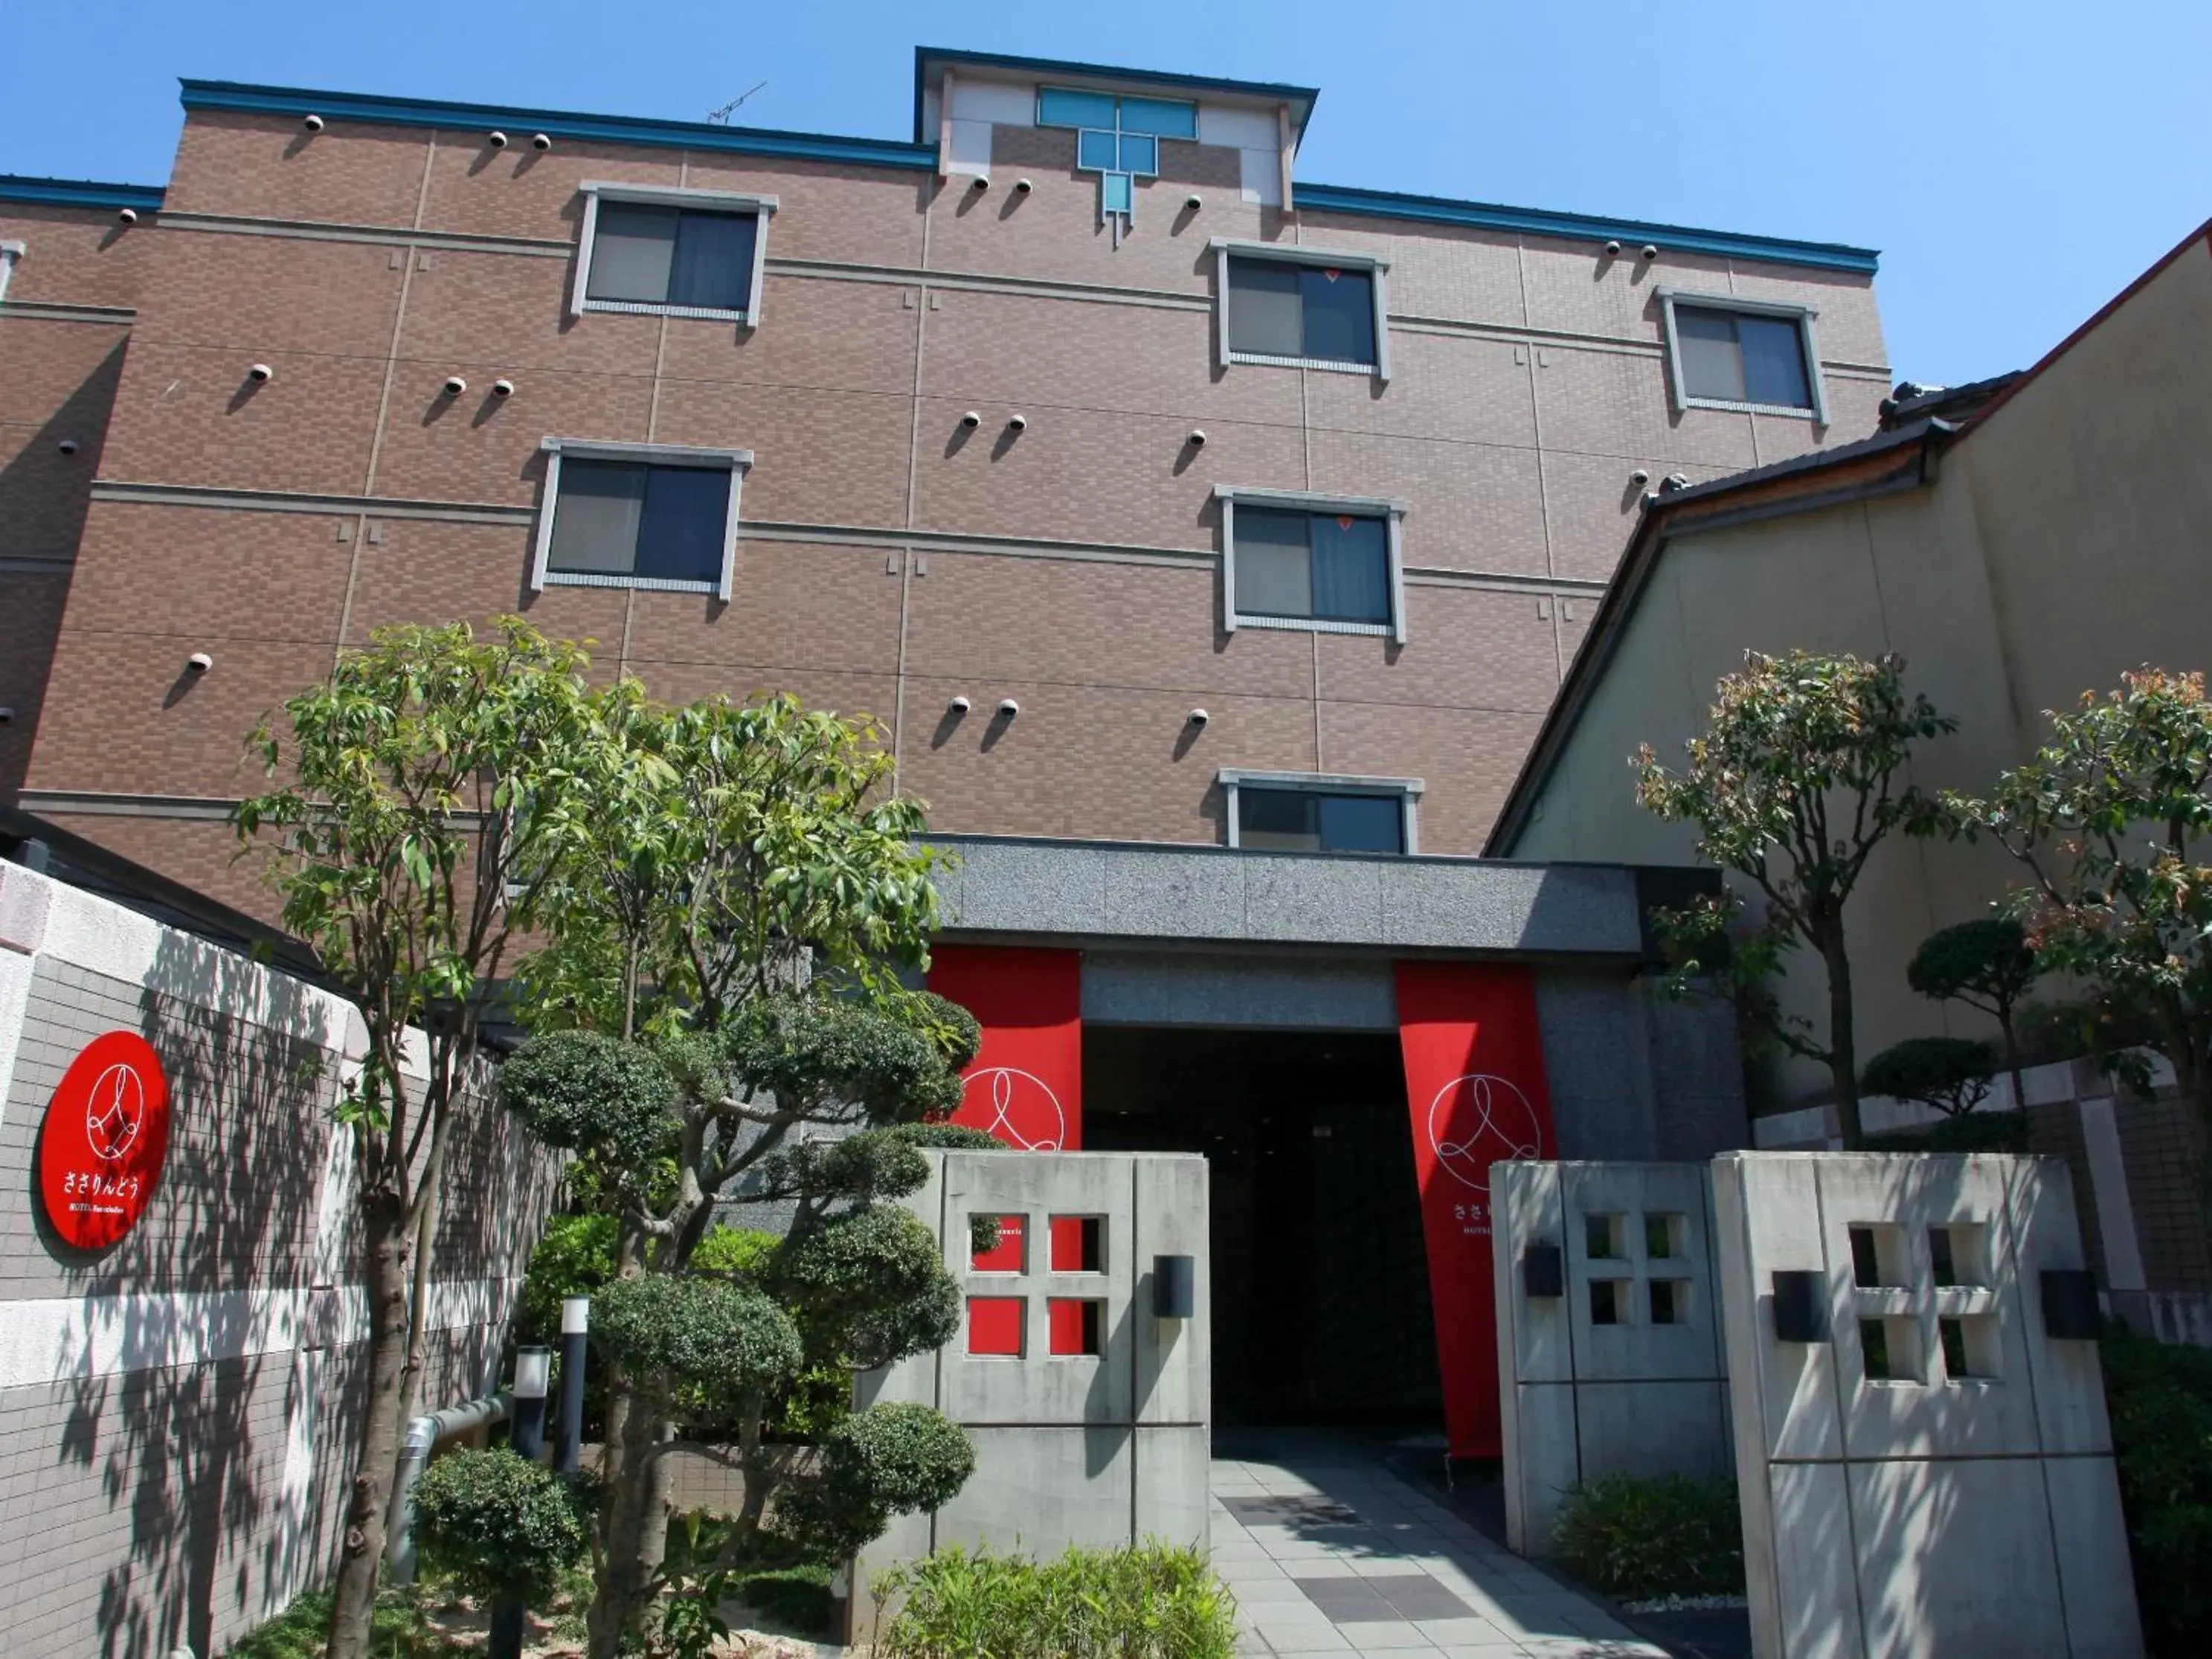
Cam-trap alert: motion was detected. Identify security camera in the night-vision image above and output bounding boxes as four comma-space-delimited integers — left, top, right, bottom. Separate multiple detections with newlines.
1660, 472, 1690, 493
947, 695, 971, 715
492, 378, 515, 398
530, 133, 553, 151
302, 114, 325, 132
488, 130, 509, 149
969, 175, 989, 192
1007, 413, 1028, 432
1187, 709, 1209, 727
1641, 244, 1659, 260
959, 410, 981, 428
1186, 429, 1207, 448
247, 363, 273, 384
996, 698, 1020, 719
1014, 177, 1033, 194
442, 376, 467, 397
186, 652, 213, 674
57, 439, 79, 456
118, 207, 138, 225
1603, 239, 1621, 256
1629, 468, 1650, 486
1185, 193, 1203, 212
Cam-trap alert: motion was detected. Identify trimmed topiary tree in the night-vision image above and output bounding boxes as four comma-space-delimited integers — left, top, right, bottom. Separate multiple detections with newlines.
1862, 1036, 1996, 1118
412, 1446, 590, 1605
1908, 918, 2040, 1114
501, 691, 996, 1659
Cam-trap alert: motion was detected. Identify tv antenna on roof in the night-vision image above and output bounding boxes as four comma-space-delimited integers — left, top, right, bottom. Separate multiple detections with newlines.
707, 82, 768, 124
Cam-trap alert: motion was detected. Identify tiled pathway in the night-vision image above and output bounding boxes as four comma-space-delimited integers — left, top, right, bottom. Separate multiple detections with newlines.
1212, 1442, 1670, 1658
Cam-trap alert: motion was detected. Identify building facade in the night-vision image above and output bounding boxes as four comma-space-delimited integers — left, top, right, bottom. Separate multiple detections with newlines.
0, 48, 1891, 1455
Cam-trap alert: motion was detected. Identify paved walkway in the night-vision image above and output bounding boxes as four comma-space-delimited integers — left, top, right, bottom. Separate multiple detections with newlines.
1212, 1440, 1669, 1658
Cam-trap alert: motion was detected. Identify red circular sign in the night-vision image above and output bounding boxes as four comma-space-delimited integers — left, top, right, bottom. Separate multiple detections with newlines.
38, 1031, 172, 1250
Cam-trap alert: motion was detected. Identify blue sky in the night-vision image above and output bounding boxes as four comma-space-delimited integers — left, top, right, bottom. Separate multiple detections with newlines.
8, 1, 2209, 386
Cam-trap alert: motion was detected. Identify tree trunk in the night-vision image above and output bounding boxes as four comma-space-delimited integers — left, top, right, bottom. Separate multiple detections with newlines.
586, 1387, 674, 1659
1996, 1012, 2031, 1129
390, 1135, 446, 1478
1820, 925, 1865, 1149
326, 1191, 415, 1659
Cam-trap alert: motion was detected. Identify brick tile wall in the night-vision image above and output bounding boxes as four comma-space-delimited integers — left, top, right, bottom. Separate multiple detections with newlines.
0, 573, 71, 798
2117, 1096, 2212, 1292
19, 109, 1890, 868
0, 204, 149, 308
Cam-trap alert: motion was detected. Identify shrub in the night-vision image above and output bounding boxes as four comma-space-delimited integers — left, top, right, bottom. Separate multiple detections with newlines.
1550, 1475, 1743, 1600
1862, 1109, 2030, 1153
219, 1587, 444, 1657
874, 1541, 1238, 1658
2103, 1334, 2212, 1653
412, 1447, 590, 1604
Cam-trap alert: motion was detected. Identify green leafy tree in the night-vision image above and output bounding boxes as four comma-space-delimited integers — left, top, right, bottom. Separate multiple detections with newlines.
234, 619, 614, 1659
1946, 669, 2212, 1229
1906, 918, 2040, 1115
1862, 1036, 1996, 1118
503, 692, 991, 1658
1636, 650, 1955, 1148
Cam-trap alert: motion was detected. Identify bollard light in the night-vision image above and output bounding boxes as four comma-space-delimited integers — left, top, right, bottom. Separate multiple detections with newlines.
554, 1297, 590, 1476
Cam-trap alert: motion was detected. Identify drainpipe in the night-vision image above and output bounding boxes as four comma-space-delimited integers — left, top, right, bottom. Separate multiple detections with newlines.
388, 1391, 512, 1583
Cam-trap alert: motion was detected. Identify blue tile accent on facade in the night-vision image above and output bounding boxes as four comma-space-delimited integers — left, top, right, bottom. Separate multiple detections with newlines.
176, 81, 941, 173
0, 175, 167, 211
1296, 181, 1880, 273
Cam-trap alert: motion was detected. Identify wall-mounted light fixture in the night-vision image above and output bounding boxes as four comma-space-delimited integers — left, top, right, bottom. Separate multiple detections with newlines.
531, 133, 553, 151
302, 114, 325, 132
186, 652, 214, 675
1154, 1255, 1195, 1319
117, 207, 138, 225
995, 698, 1020, 720
492, 378, 515, 398
946, 695, 971, 715
1006, 413, 1028, 433
1014, 177, 1034, 194
1521, 1242, 1565, 1299
1186, 429, 1207, 448
487, 130, 509, 149
1640, 244, 1660, 260
57, 439, 79, 456
246, 363, 273, 384
959, 410, 981, 428
1186, 709, 1209, 727
1603, 239, 1621, 257
1771, 1270, 1828, 1342
969, 175, 989, 193
1185, 193, 1203, 212
441, 376, 467, 397
2041, 1269, 2100, 1340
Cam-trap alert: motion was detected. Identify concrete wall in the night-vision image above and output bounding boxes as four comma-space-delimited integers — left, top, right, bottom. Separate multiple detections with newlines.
852, 1148, 1209, 1639
1508, 233, 2212, 1107
10, 85, 1887, 905
1712, 1152, 2140, 1659
1494, 1159, 1730, 1557
0, 862, 558, 1658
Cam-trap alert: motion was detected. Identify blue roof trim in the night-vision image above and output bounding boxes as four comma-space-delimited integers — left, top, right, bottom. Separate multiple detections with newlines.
0, 175, 167, 212
178, 81, 939, 173
1295, 182, 1879, 274
913, 46, 1319, 146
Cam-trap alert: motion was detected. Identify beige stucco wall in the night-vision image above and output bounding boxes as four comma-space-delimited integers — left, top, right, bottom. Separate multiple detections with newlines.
1510, 231, 2212, 1106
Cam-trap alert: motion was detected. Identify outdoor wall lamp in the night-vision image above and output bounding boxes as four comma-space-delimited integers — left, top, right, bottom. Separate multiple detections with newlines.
1154, 1254, 1195, 1319
947, 695, 971, 715
1603, 239, 1621, 257
117, 207, 138, 225
488, 130, 509, 149
1640, 243, 1660, 260
1007, 413, 1028, 432
492, 378, 515, 398
247, 363, 273, 384
531, 133, 553, 151
441, 376, 467, 397
1187, 709, 1209, 727
186, 652, 213, 675
1771, 1270, 1829, 1342
959, 410, 981, 428
995, 698, 1020, 720
1521, 1242, 1564, 1299
302, 114, 325, 132
2042, 1269, 2101, 1339
1015, 177, 1034, 194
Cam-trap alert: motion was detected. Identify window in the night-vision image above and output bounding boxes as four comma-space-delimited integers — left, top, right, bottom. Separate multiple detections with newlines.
571, 182, 777, 323
0, 241, 22, 306
1037, 86, 1195, 224
530, 439, 750, 599
1215, 486, 1406, 640
1213, 239, 1391, 378
1220, 770, 1423, 855
1658, 289, 1824, 419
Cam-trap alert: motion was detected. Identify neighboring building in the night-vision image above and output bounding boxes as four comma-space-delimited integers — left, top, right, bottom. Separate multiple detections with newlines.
0, 48, 1891, 1452
1486, 222, 2212, 1336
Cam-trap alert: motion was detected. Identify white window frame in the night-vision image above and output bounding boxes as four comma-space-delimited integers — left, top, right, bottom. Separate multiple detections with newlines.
0, 241, 24, 305
570, 181, 779, 326
1210, 238, 1392, 382
1214, 484, 1408, 644
1656, 288, 1828, 423
1219, 769, 1424, 856
530, 437, 752, 601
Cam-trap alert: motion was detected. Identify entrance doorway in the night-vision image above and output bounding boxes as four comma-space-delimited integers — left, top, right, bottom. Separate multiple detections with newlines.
1084, 1026, 1441, 1428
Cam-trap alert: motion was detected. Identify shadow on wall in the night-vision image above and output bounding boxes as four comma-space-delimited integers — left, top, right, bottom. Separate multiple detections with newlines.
55, 927, 342, 1659
0, 338, 126, 796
